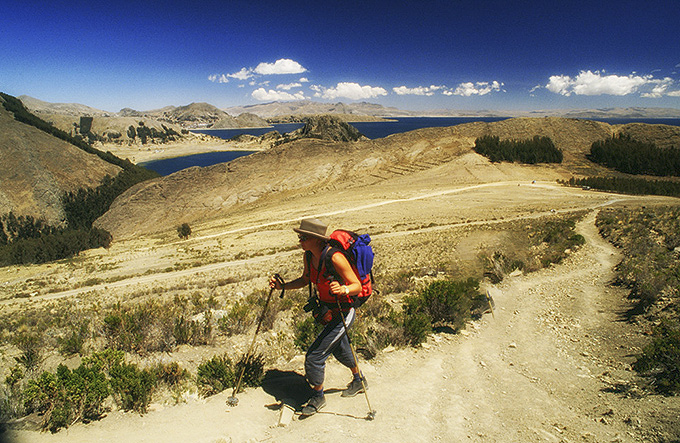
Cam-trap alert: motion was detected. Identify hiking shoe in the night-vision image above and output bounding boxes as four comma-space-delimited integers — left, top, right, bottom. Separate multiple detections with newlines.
301, 394, 326, 416
341, 377, 368, 397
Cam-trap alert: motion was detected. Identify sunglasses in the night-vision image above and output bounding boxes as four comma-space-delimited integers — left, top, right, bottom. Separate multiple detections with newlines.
298, 234, 309, 241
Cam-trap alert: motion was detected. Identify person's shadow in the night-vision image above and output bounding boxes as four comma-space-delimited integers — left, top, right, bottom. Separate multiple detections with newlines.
261, 369, 313, 411
261, 369, 344, 411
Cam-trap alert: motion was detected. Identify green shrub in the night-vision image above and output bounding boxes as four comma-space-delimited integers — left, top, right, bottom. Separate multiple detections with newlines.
13, 332, 43, 372
196, 354, 235, 397
418, 278, 478, 329
173, 313, 212, 346
108, 362, 156, 413
83, 349, 125, 372
1, 366, 25, 421
596, 207, 680, 316
57, 320, 89, 356
177, 223, 192, 240
589, 133, 680, 177
218, 300, 253, 336
402, 307, 432, 346
293, 316, 322, 351
234, 353, 266, 390
153, 361, 190, 388
23, 363, 109, 432
563, 176, 680, 197
633, 321, 680, 394
474, 135, 562, 164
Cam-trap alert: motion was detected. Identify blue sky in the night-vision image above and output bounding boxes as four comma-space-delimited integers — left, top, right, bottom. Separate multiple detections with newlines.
2, 0, 679, 113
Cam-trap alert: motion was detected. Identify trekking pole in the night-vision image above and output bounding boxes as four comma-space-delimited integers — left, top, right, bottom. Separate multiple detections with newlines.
335, 295, 376, 421
227, 274, 284, 407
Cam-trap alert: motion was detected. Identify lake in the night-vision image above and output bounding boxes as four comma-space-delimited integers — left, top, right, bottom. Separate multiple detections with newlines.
144, 116, 680, 175
140, 150, 256, 176
194, 116, 510, 141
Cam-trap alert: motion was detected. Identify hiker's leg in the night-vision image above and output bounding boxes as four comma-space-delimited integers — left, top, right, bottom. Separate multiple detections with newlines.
331, 308, 356, 370
305, 317, 346, 387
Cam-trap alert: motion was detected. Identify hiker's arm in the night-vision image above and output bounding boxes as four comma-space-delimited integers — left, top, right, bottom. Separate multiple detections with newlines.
269, 260, 310, 290
329, 253, 361, 297
269, 274, 310, 290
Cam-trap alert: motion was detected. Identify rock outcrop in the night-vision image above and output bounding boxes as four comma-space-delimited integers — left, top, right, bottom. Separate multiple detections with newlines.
286, 115, 366, 142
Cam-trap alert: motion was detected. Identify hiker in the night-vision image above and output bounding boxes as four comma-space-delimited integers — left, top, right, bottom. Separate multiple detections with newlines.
269, 218, 367, 415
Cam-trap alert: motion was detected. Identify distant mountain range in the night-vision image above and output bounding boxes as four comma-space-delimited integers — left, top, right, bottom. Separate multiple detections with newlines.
16, 95, 680, 128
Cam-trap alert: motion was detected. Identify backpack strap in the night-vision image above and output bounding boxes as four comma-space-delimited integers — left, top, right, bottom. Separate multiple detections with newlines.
304, 250, 314, 299
320, 245, 343, 283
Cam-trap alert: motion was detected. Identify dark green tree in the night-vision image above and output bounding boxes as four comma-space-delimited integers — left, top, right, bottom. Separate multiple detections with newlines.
177, 223, 192, 240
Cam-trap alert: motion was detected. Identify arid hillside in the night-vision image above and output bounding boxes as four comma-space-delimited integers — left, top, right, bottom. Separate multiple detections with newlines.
0, 104, 121, 224
94, 117, 643, 240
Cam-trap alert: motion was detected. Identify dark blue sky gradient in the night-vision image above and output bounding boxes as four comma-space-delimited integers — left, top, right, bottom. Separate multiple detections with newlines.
2, 0, 678, 112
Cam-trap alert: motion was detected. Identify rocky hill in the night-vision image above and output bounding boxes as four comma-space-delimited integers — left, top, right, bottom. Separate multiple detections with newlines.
96, 117, 678, 239
134, 102, 270, 129
18, 96, 269, 133
17, 95, 113, 116
224, 100, 416, 119
0, 99, 121, 224
285, 115, 367, 141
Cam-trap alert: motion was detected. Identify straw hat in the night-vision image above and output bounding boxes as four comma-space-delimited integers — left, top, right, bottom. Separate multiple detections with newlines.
293, 218, 330, 240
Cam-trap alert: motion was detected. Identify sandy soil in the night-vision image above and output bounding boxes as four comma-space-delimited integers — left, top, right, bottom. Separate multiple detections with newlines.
5, 189, 680, 443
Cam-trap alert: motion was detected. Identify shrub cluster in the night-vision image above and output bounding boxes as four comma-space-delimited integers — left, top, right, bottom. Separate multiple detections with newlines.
127, 122, 180, 144
291, 278, 487, 351
597, 206, 680, 394
0, 93, 159, 266
474, 135, 563, 164
632, 321, 680, 394
195, 352, 265, 398
20, 350, 157, 432
103, 298, 214, 354
6, 349, 195, 433
597, 207, 680, 316
562, 176, 680, 198
589, 133, 680, 177
0, 212, 112, 266
532, 217, 586, 268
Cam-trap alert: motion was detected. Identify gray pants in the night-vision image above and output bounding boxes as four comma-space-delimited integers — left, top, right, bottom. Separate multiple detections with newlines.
305, 308, 356, 387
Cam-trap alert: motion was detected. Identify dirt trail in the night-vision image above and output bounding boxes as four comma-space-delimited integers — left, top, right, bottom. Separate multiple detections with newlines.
12, 209, 666, 443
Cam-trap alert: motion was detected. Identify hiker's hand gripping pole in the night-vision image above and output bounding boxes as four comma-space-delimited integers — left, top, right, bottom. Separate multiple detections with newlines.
227, 274, 285, 407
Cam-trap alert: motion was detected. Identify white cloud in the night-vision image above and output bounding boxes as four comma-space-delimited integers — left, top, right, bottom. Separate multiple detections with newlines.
252, 88, 306, 101
317, 82, 388, 100
299, 77, 310, 83
393, 85, 444, 96
208, 74, 229, 83
641, 77, 675, 98
228, 67, 254, 81
450, 81, 503, 96
254, 58, 307, 75
668, 90, 680, 97
545, 70, 675, 96
277, 82, 302, 90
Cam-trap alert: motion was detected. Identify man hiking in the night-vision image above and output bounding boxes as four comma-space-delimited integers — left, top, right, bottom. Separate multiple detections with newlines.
269, 218, 368, 416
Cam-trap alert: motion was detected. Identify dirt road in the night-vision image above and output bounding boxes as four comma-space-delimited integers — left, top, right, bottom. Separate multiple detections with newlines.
11, 209, 677, 443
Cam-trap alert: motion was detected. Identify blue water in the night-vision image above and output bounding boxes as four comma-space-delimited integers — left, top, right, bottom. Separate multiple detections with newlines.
194, 117, 510, 141
194, 123, 304, 140
140, 150, 255, 176
146, 116, 680, 175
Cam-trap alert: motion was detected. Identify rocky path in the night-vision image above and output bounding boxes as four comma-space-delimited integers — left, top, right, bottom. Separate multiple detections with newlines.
13, 209, 672, 443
